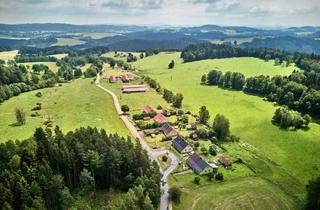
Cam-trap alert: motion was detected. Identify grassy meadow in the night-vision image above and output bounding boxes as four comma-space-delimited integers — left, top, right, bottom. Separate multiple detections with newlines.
0, 78, 130, 142
0, 50, 19, 61
128, 52, 320, 208
52, 38, 86, 46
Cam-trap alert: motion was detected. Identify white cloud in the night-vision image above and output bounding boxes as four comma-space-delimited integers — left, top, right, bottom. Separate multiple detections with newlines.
0, 0, 319, 26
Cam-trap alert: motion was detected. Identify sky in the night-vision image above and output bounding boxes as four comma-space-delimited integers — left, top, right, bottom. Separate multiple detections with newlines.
0, 0, 319, 27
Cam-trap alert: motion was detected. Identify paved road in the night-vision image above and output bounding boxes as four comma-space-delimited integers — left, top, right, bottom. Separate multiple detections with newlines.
95, 72, 178, 210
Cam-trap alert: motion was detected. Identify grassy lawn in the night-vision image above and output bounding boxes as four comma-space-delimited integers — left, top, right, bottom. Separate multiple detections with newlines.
130, 52, 320, 207
0, 50, 19, 61
50, 53, 68, 59
52, 38, 86, 46
18, 62, 60, 73
169, 175, 297, 210
0, 78, 130, 142
158, 154, 172, 170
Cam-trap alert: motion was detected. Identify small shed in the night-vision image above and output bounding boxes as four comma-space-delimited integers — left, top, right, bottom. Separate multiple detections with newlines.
154, 113, 167, 123
143, 105, 154, 114
109, 75, 117, 83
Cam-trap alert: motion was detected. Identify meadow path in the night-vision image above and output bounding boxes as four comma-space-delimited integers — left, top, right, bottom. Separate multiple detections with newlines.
95, 72, 178, 210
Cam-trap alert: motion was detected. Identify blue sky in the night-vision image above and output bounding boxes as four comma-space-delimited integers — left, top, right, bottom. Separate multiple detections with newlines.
0, 0, 319, 26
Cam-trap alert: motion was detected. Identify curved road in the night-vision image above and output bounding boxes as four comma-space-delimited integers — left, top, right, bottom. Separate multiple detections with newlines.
95, 72, 178, 210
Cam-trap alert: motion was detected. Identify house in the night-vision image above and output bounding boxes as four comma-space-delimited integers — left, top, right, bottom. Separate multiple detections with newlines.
143, 105, 154, 114
191, 133, 199, 140
187, 153, 213, 174
172, 136, 193, 154
109, 75, 117, 83
186, 124, 197, 130
121, 74, 130, 82
121, 85, 147, 93
154, 113, 167, 123
158, 123, 178, 137
219, 156, 232, 169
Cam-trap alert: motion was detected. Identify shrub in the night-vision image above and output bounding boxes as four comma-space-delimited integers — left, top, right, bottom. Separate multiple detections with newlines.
35, 92, 42, 97
215, 173, 224, 181
133, 114, 144, 121
156, 105, 162, 110
162, 155, 168, 162
209, 146, 217, 156
169, 187, 181, 203
193, 176, 200, 185
30, 112, 40, 117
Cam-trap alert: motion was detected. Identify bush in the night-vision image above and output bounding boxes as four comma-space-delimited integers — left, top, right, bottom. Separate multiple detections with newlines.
215, 173, 224, 181
35, 92, 42, 97
193, 176, 200, 185
201, 147, 208, 155
209, 146, 217, 156
157, 105, 162, 110
162, 155, 168, 162
169, 187, 181, 203
30, 112, 40, 117
133, 114, 144, 121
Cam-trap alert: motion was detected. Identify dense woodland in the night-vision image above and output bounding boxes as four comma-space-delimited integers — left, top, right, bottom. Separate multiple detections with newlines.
0, 127, 160, 210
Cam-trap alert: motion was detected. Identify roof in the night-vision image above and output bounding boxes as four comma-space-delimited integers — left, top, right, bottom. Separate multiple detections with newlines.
159, 123, 178, 137
122, 87, 147, 93
109, 75, 116, 82
122, 85, 146, 89
172, 136, 189, 152
121, 74, 129, 82
187, 153, 209, 174
219, 156, 231, 167
154, 113, 167, 123
144, 105, 154, 114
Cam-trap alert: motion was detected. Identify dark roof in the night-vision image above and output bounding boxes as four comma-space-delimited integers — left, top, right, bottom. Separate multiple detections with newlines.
159, 123, 178, 136
187, 153, 209, 174
219, 156, 231, 167
172, 136, 189, 152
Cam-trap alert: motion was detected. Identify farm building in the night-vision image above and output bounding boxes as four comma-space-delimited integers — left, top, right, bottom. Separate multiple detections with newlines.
143, 105, 154, 114
172, 136, 193, 154
158, 123, 178, 137
154, 113, 167, 123
219, 156, 232, 169
121, 74, 130, 82
122, 85, 147, 93
109, 75, 117, 83
187, 153, 213, 175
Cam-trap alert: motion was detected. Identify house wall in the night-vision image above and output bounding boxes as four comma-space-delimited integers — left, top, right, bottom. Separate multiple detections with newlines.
181, 145, 193, 153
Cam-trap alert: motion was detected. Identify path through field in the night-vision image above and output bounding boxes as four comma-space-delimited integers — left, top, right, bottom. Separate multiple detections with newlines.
95, 72, 178, 210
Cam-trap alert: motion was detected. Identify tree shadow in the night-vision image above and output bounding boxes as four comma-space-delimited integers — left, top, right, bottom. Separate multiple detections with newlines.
9, 122, 21, 127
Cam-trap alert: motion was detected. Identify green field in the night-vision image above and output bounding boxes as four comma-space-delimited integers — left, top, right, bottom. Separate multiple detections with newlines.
50, 53, 68, 59
0, 50, 19, 61
170, 175, 297, 210
129, 52, 320, 208
52, 38, 86, 46
0, 78, 130, 142
18, 62, 60, 73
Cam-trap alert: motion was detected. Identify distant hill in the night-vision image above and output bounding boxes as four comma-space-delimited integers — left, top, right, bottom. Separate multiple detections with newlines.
242, 36, 320, 54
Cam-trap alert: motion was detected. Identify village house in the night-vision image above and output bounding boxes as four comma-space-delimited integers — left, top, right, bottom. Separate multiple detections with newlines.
121, 74, 130, 82
219, 156, 232, 169
172, 136, 193, 154
158, 123, 178, 137
154, 113, 167, 123
143, 105, 154, 114
187, 153, 213, 175
109, 75, 117, 83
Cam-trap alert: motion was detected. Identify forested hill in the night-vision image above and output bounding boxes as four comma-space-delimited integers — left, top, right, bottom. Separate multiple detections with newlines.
0, 127, 161, 210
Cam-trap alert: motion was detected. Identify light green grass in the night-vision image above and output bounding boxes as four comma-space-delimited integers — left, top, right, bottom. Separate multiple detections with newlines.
0, 78, 130, 142
210, 37, 255, 44
132, 52, 320, 206
0, 50, 19, 61
101, 52, 142, 62
50, 53, 68, 59
169, 175, 297, 210
82, 32, 120, 39
18, 62, 59, 73
52, 38, 86, 46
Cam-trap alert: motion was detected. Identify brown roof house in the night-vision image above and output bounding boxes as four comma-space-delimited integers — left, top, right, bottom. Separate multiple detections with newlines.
143, 105, 154, 114
158, 123, 178, 137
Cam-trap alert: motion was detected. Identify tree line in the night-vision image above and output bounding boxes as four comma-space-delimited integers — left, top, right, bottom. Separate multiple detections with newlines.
202, 69, 320, 117
0, 126, 160, 210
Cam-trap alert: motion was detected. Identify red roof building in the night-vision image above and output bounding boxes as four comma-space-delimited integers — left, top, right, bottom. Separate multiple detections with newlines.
154, 113, 167, 123
121, 74, 130, 82
109, 75, 117, 83
121, 85, 147, 93
143, 105, 154, 114
219, 156, 232, 169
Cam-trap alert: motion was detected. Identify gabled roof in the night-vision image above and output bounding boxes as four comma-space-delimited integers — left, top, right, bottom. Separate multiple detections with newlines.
159, 123, 178, 137
219, 156, 231, 167
144, 105, 154, 114
172, 136, 189, 152
109, 75, 116, 82
154, 113, 167, 123
121, 74, 129, 82
187, 153, 209, 174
